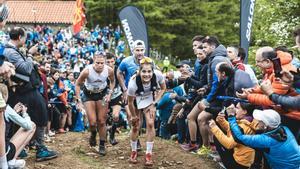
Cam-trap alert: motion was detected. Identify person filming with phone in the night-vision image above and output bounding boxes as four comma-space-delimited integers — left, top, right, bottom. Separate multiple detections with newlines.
236, 47, 300, 138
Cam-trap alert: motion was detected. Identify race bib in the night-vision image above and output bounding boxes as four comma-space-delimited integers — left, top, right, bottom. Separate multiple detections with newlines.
136, 92, 153, 109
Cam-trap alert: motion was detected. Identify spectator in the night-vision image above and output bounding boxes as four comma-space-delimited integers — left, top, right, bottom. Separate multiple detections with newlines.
3, 27, 57, 162
229, 109, 300, 169
162, 57, 170, 73
1, 83, 36, 169
209, 103, 256, 169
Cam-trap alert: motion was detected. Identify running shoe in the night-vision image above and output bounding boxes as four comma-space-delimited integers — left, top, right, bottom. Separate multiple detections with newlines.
36, 145, 58, 162
109, 138, 119, 146
129, 151, 138, 164
98, 145, 106, 156
48, 130, 55, 137
57, 128, 66, 134
180, 143, 199, 151
18, 149, 28, 159
196, 146, 211, 155
8, 159, 26, 169
144, 153, 153, 166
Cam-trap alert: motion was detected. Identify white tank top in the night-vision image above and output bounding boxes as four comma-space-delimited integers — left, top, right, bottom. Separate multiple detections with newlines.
84, 64, 108, 92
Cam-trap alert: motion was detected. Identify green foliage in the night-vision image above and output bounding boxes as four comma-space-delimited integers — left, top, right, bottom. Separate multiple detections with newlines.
84, 0, 300, 63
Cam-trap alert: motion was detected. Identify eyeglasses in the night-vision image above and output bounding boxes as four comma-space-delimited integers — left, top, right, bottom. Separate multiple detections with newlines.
140, 57, 153, 64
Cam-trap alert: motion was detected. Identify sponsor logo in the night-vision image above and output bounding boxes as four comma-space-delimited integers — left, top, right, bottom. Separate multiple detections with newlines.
121, 19, 135, 53
246, 0, 255, 42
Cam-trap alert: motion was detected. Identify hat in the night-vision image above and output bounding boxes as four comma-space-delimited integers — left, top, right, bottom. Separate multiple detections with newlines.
253, 109, 281, 128
0, 93, 6, 108
0, 4, 9, 21
133, 40, 145, 49
176, 60, 191, 68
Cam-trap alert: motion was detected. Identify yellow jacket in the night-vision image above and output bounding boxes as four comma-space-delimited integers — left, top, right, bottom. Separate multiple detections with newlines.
211, 117, 255, 167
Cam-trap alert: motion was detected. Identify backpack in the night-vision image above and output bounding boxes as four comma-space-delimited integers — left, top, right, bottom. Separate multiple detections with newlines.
244, 64, 258, 85
135, 72, 158, 100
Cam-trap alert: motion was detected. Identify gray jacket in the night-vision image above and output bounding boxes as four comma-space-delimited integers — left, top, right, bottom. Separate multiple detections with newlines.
4, 44, 33, 76
270, 94, 300, 110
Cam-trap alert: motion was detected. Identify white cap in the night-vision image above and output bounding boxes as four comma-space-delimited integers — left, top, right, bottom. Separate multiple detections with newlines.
253, 109, 281, 128
133, 40, 145, 49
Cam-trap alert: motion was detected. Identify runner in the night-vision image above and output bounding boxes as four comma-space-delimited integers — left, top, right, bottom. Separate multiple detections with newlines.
106, 52, 122, 145
117, 39, 147, 150
75, 52, 115, 156
127, 57, 166, 166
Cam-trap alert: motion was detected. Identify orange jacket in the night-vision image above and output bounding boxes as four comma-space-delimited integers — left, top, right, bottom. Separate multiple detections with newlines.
211, 117, 255, 167
247, 51, 300, 119
57, 80, 68, 106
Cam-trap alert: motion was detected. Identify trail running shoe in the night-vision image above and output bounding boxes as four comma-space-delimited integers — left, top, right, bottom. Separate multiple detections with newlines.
144, 153, 153, 166
98, 145, 106, 156
196, 146, 211, 155
36, 145, 58, 162
89, 133, 97, 147
129, 151, 138, 164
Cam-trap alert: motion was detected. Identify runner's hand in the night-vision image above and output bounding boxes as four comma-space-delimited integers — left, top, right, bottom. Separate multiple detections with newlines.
130, 115, 138, 126
122, 92, 128, 104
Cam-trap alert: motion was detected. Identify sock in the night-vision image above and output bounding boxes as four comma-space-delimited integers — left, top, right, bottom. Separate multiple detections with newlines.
100, 140, 105, 147
146, 142, 154, 154
110, 122, 117, 139
0, 155, 8, 169
131, 140, 137, 152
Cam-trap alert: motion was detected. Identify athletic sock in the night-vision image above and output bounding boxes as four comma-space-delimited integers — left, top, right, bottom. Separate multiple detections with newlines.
131, 140, 137, 152
146, 142, 154, 154
0, 155, 8, 169
100, 140, 105, 147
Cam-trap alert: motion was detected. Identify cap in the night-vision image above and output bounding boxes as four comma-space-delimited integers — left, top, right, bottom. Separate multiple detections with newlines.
176, 60, 191, 68
133, 40, 145, 49
253, 109, 281, 128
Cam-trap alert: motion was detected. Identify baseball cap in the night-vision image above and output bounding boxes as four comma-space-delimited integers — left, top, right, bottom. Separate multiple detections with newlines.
176, 60, 191, 68
253, 109, 281, 128
133, 40, 145, 49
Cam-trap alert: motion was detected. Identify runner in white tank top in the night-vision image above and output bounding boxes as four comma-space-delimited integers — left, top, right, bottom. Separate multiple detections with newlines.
75, 52, 115, 156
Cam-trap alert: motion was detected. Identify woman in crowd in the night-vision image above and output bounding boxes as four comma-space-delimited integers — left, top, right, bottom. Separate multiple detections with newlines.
127, 57, 166, 166
209, 102, 256, 169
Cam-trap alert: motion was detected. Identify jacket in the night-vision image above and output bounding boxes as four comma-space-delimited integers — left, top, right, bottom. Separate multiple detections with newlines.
270, 93, 300, 110
229, 117, 300, 169
211, 116, 255, 167
206, 45, 232, 102
186, 57, 208, 89
247, 51, 300, 119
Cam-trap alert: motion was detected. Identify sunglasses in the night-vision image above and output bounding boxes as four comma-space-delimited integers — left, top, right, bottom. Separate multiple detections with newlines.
140, 57, 153, 64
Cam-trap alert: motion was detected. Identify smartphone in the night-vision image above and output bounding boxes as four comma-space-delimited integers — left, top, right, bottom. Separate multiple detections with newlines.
272, 58, 282, 78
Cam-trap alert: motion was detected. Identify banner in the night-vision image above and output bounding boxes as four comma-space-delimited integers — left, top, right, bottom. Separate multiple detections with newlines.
73, 0, 85, 35
240, 0, 256, 63
118, 6, 149, 56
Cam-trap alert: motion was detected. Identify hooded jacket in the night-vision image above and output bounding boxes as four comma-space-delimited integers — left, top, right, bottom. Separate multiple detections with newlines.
211, 116, 255, 167
206, 45, 232, 102
229, 116, 300, 169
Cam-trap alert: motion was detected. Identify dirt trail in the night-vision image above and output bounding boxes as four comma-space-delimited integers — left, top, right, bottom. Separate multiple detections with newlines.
26, 131, 219, 169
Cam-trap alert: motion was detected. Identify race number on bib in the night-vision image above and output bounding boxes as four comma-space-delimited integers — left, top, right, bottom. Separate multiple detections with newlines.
136, 93, 153, 109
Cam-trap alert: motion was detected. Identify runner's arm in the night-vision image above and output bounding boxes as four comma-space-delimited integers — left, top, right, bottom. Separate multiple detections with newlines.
153, 81, 166, 105
128, 95, 136, 117
107, 67, 115, 97
75, 68, 88, 101
117, 68, 127, 92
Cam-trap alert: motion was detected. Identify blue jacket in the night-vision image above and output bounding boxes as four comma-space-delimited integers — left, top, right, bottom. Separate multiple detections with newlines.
157, 86, 185, 121
229, 117, 300, 169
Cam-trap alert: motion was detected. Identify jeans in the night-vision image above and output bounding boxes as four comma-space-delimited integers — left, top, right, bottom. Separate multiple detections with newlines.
159, 121, 171, 139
